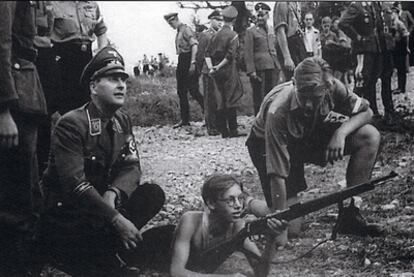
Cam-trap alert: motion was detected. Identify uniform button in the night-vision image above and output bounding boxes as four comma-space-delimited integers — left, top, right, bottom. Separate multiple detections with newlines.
57, 202, 63, 207
14, 63, 20, 69
91, 156, 96, 160
121, 154, 126, 158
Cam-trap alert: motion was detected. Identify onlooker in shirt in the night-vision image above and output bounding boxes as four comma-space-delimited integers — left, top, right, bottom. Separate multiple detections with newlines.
50, 1, 109, 115
303, 12, 321, 57
164, 12, 204, 128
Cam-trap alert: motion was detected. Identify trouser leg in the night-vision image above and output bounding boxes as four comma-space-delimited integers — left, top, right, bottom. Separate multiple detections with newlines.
357, 53, 382, 115
176, 54, 191, 123
189, 73, 204, 113
381, 51, 394, 115
203, 74, 218, 132
227, 107, 238, 132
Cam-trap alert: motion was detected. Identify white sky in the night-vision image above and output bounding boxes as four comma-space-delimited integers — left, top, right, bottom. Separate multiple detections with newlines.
98, 1, 214, 72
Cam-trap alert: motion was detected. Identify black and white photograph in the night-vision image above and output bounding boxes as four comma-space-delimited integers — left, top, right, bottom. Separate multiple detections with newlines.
0, 1, 413, 276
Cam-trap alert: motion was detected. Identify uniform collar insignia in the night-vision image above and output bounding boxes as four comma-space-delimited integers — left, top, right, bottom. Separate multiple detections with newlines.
86, 108, 102, 136
90, 118, 102, 136
112, 118, 123, 133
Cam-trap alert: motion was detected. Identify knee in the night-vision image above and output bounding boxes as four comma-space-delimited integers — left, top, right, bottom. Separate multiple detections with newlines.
353, 124, 381, 152
140, 182, 166, 207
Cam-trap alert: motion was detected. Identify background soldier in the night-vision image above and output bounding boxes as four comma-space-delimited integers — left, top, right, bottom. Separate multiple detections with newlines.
244, 2, 280, 115
39, 47, 167, 276
0, 2, 47, 275
273, 1, 307, 81
196, 10, 223, 136
339, 1, 387, 118
51, 1, 109, 115
164, 12, 204, 128
205, 5, 244, 138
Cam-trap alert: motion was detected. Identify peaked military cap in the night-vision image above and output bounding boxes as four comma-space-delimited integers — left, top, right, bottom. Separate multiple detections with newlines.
208, 9, 223, 20
255, 2, 271, 12
164, 12, 178, 22
80, 46, 129, 86
222, 5, 238, 19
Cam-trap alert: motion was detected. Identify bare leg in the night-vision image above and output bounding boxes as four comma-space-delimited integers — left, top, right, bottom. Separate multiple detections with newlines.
345, 124, 380, 187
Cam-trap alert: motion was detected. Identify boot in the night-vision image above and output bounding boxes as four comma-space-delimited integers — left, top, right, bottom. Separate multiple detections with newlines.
336, 199, 384, 237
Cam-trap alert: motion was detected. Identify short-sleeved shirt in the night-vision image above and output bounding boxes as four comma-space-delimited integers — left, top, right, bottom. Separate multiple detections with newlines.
175, 23, 198, 55
273, 2, 302, 38
50, 1, 107, 44
261, 78, 369, 179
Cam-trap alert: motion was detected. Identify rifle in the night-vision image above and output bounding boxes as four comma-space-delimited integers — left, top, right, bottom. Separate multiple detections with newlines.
194, 171, 398, 273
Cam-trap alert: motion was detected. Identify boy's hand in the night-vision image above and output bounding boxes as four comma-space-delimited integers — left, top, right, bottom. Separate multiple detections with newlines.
266, 218, 288, 236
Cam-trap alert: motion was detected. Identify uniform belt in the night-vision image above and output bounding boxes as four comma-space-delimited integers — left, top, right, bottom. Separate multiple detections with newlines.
53, 40, 92, 52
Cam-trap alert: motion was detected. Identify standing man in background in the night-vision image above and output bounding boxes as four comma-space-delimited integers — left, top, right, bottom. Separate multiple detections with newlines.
274, 1, 307, 81
164, 12, 204, 128
244, 2, 281, 115
34, 1, 61, 175
0, 2, 47, 275
205, 5, 244, 138
339, 1, 387, 118
303, 12, 322, 57
51, 1, 108, 115
196, 10, 223, 136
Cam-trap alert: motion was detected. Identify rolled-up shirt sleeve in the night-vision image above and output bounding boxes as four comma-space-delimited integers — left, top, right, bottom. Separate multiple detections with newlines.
332, 78, 369, 116
183, 26, 198, 47
273, 2, 289, 32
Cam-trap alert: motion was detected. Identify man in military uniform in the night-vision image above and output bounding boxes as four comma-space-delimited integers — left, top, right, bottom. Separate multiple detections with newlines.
0, 2, 48, 275
273, 1, 307, 81
245, 2, 280, 115
39, 47, 166, 276
164, 12, 204, 128
51, 1, 109, 115
205, 6, 245, 138
196, 10, 223, 136
34, 1, 61, 174
339, 1, 387, 117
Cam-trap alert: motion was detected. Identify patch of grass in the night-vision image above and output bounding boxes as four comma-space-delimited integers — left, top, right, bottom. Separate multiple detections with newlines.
124, 73, 254, 126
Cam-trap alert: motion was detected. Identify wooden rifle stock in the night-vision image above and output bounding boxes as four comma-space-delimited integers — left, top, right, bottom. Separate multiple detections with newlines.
195, 171, 397, 273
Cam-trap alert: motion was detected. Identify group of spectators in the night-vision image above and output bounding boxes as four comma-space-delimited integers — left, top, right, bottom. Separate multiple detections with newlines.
164, 1, 413, 136
133, 53, 171, 77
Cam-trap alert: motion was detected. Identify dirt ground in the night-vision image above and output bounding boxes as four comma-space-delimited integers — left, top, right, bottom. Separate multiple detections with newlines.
45, 72, 414, 276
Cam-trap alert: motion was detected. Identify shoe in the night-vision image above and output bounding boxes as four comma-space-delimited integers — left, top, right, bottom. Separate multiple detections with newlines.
208, 129, 220, 136
229, 130, 247, 138
383, 113, 395, 126
173, 121, 190, 129
392, 88, 403, 95
336, 201, 384, 237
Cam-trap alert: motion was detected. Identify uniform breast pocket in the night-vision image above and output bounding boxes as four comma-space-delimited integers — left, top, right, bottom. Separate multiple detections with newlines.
54, 16, 78, 38
11, 59, 47, 114
84, 153, 106, 181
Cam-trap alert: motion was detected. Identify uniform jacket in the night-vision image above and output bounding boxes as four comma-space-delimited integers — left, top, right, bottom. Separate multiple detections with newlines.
206, 25, 243, 109
0, 2, 47, 114
339, 2, 386, 54
50, 1, 107, 44
196, 28, 216, 74
244, 25, 280, 75
43, 102, 141, 210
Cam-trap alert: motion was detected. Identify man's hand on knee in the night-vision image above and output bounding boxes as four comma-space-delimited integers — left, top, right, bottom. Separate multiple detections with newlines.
325, 130, 346, 163
111, 213, 143, 250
